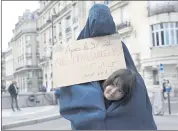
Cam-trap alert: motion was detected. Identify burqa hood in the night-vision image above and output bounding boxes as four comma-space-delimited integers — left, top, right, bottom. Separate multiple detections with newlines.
60, 4, 157, 130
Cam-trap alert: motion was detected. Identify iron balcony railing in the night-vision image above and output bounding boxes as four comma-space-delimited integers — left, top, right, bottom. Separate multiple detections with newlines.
116, 21, 131, 30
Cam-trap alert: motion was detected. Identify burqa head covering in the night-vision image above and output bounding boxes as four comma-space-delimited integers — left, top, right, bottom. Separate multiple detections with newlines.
60, 4, 157, 130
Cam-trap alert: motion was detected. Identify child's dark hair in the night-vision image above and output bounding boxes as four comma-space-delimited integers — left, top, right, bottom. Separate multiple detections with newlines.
103, 69, 136, 105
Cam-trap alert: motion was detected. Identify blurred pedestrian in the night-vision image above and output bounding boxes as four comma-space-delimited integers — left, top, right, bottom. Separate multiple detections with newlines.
8, 81, 21, 112
54, 88, 60, 105
153, 88, 164, 116
162, 79, 166, 99
166, 80, 172, 93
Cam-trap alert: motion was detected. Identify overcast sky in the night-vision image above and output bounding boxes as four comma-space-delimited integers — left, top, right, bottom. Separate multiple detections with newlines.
2, 1, 39, 52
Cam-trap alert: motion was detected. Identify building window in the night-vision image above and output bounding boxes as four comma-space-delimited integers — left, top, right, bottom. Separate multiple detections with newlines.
73, 4, 78, 18
120, 5, 129, 23
104, 0, 111, 5
26, 35, 31, 44
66, 15, 71, 28
26, 47, 31, 54
151, 22, 178, 47
49, 28, 51, 39
58, 3, 61, 12
53, 8, 56, 15
48, 11, 50, 19
46, 81, 47, 87
27, 59, 32, 65
59, 22, 62, 31
53, 25, 56, 41
59, 22, 62, 38
51, 73, 52, 78
45, 74, 47, 79
74, 27, 79, 40
153, 70, 159, 85
44, 33, 46, 43
43, 16, 45, 25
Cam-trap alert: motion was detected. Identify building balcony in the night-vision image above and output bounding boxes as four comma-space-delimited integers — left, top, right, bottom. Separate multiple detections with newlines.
14, 29, 36, 41
25, 53, 32, 58
15, 65, 39, 72
148, 1, 178, 17
116, 21, 133, 35
16, 66, 23, 71
116, 21, 131, 30
65, 27, 72, 33
39, 56, 50, 63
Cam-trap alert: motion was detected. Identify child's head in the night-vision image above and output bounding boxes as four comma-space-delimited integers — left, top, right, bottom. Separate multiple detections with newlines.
103, 69, 136, 105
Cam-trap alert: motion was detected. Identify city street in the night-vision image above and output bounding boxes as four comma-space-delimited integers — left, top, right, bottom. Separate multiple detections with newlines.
7, 115, 178, 130
2, 1, 178, 130
2, 99, 177, 130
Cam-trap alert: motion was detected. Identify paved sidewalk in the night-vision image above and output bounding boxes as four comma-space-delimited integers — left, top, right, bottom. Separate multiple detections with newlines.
2, 105, 60, 125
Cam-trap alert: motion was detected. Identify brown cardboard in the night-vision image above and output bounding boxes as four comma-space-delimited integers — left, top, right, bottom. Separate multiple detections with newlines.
52, 34, 126, 88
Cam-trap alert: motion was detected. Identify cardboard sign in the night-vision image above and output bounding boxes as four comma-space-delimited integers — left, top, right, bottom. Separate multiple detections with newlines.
52, 34, 126, 88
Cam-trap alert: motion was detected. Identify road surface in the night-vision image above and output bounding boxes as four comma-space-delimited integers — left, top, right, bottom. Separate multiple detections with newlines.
8, 115, 178, 130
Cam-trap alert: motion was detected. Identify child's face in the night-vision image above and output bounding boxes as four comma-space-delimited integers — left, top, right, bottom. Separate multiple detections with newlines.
104, 85, 125, 101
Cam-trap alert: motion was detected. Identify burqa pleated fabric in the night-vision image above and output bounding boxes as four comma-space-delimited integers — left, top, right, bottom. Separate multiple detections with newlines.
59, 4, 157, 130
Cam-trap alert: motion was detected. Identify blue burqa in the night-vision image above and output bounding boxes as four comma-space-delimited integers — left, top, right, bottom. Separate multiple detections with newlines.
59, 4, 157, 130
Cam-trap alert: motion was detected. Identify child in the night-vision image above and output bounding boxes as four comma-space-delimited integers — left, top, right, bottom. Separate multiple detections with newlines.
103, 69, 136, 105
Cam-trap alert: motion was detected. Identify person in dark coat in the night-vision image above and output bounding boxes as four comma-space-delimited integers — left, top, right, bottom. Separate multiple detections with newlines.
8, 81, 20, 111
162, 79, 166, 99
59, 4, 157, 130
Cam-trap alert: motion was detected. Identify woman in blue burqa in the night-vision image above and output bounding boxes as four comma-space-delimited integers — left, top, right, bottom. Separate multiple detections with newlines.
59, 4, 157, 130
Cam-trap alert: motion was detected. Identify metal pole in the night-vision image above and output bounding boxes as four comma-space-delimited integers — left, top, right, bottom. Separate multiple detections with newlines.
167, 92, 171, 114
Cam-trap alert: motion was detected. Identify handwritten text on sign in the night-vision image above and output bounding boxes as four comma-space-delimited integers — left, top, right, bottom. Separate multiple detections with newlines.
52, 34, 126, 88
